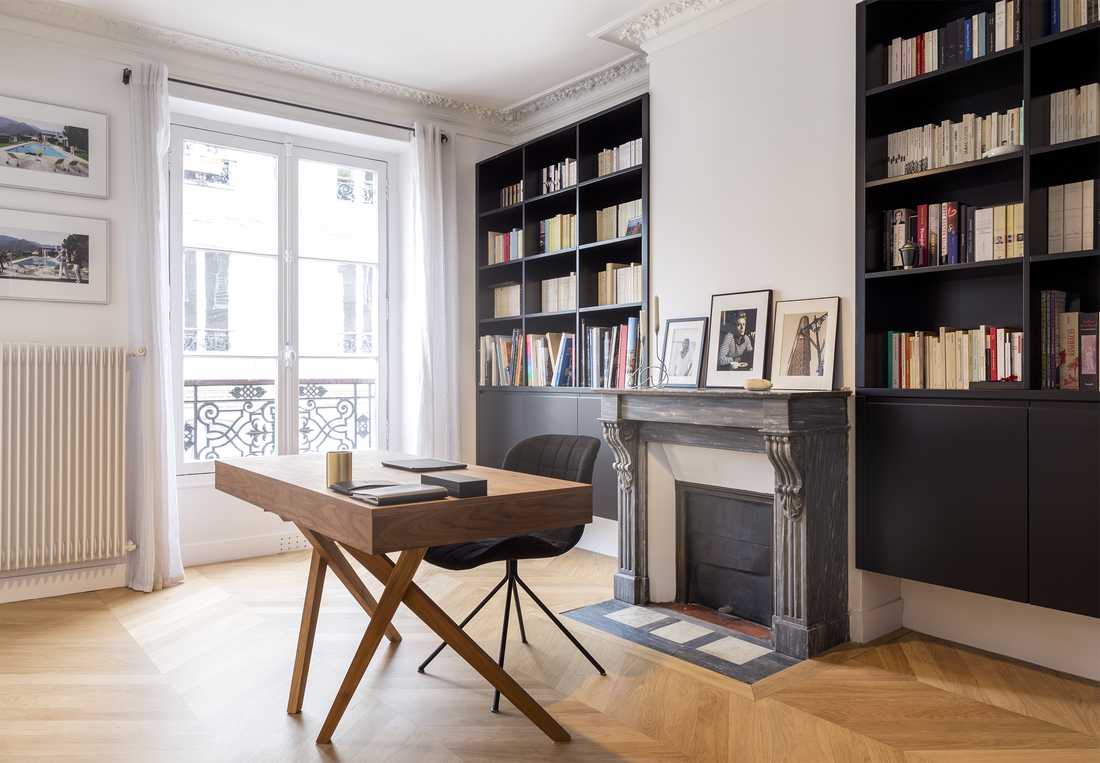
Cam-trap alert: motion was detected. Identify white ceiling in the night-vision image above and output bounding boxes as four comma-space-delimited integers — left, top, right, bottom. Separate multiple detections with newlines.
63, 0, 650, 108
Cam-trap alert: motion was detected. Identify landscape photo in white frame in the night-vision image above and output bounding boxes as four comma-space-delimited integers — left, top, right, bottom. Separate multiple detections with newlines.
0, 95, 108, 198
0, 209, 109, 304
769, 297, 840, 390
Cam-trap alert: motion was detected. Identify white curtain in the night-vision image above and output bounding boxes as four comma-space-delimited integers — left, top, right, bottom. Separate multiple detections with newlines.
126, 63, 184, 592
400, 122, 460, 459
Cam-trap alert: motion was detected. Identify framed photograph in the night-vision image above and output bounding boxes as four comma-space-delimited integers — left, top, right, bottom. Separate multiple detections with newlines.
705, 289, 772, 388
661, 317, 707, 387
769, 296, 840, 390
0, 95, 108, 198
0, 208, 109, 304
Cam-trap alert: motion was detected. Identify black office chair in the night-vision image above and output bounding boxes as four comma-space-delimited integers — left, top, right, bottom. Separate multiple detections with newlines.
417, 434, 607, 712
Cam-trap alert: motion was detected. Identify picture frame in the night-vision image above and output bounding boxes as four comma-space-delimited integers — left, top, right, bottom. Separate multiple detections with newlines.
0, 95, 108, 198
704, 289, 772, 388
660, 317, 707, 388
0, 208, 109, 304
769, 296, 840, 390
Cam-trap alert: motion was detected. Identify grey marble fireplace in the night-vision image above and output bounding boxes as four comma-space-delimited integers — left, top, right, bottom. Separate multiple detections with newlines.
596, 388, 851, 660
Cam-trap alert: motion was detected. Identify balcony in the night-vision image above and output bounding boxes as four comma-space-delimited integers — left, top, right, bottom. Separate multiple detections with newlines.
182, 378, 376, 461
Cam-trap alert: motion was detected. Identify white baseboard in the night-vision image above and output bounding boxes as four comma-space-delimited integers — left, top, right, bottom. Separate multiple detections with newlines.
576, 516, 618, 557
849, 596, 904, 643
0, 562, 128, 604
181, 528, 310, 568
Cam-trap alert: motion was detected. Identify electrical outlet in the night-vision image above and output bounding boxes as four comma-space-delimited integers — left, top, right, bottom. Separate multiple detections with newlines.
279, 533, 310, 554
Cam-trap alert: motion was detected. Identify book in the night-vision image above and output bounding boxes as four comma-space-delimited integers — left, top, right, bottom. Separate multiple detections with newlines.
1064, 181, 1085, 251
537, 213, 576, 253
487, 228, 523, 264
1049, 184, 1065, 253
885, 7, 1016, 85
1012, 201, 1025, 258
539, 272, 576, 313
1060, 312, 1081, 390
886, 107, 1023, 178
1085, 179, 1096, 250
885, 325, 1022, 389
1048, 83, 1100, 144
492, 284, 521, 318
597, 138, 643, 176
1081, 313, 1099, 391
540, 158, 576, 195
499, 179, 523, 207
975, 206, 994, 261
993, 204, 1007, 259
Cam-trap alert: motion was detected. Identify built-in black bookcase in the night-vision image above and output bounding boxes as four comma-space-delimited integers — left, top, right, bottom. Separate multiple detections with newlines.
856, 1, 1099, 618
474, 95, 649, 521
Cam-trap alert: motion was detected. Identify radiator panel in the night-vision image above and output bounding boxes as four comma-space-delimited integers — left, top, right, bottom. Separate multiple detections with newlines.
0, 343, 127, 574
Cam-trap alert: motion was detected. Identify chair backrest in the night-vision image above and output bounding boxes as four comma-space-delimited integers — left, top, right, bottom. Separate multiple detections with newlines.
501, 434, 600, 485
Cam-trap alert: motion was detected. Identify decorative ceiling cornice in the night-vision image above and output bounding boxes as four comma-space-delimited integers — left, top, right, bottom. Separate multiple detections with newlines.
619, 0, 730, 47
0, 0, 650, 130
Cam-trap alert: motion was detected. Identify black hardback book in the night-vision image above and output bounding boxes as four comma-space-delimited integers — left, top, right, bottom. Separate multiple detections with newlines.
351, 484, 449, 506
421, 471, 488, 498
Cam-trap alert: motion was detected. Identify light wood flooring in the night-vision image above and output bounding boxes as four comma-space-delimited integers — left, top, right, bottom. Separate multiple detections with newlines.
1, 548, 1097, 762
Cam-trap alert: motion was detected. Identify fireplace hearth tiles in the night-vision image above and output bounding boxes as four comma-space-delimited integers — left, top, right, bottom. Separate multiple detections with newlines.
565, 600, 799, 684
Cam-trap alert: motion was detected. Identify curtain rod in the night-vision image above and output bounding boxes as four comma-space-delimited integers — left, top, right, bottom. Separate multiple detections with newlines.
120, 68, 444, 141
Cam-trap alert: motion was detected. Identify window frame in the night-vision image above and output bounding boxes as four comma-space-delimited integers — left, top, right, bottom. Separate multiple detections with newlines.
169, 119, 390, 476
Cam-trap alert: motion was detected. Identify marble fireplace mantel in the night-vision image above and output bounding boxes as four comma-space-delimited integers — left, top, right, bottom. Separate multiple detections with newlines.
595, 388, 851, 660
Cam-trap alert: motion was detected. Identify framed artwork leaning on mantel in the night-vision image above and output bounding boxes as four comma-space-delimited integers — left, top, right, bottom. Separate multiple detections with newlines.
769, 296, 840, 390
705, 289, 772, 388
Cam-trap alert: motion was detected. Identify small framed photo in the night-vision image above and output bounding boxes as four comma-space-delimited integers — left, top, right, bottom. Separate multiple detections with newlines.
705, 289, 772, 388
769, 296, 840, 390
0, 208, 109, 304
661, 317, 707, 387
0, 95, 108, 198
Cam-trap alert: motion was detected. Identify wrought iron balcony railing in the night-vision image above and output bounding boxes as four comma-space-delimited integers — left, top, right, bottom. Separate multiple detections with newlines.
182, 378, 375, 461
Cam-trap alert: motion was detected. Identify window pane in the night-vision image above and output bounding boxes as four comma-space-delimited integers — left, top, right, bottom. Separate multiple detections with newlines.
182, 140, 278, 255
182, 357, 278, 462
298, 357, 379, 453
297, 159, 379, 262
182, 249, 278, 356
298, 259, 377, 357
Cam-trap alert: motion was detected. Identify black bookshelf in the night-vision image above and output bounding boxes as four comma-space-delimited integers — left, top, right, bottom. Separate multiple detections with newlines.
474, 95, 649, 521
856, 1, 1099, 618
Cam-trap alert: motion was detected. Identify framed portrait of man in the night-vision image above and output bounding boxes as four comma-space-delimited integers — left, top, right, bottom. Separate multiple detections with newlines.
704, 289, 772, 388
660, 316, 707, 387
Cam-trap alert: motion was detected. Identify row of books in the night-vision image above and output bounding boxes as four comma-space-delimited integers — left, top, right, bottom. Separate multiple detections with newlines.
597, 138, 643, 177
882, 202, 1023, 269
487, 228, 523, 264
581, 318, 642, 389
1049, 0, 1099, 34
492, 283, 521, 318
597, 262, 643, 306
540, 158, 576, 195
479, 331, 525, 386
1048, 180, 1096, 254
1049, 83, 1099, 145
886, 107, 1023, 178
499, 180, 523, 208
1040, 291, 1099, 390
885, 1, 1021, 85
884, 326, 1023, 389
538, 213, 576, 253
525, 332, 575, 387
539, 272, 576, 313
595, 199, 643, 242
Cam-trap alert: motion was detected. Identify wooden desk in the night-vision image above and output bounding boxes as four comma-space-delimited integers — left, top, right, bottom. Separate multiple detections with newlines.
215, 451, 592, 745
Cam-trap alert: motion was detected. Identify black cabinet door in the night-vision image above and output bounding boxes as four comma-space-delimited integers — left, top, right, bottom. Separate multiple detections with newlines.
578, 395, 616, 521
1029, 403, 1100, 618
475, 390, 579, 469
858, 398, 1028, 602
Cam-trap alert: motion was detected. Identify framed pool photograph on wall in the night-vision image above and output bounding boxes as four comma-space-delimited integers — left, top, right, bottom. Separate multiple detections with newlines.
0, 95, 108, 198
0, 208, 109, 304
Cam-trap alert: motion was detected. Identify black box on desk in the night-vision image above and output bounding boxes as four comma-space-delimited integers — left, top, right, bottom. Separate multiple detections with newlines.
420, 471, 487, 498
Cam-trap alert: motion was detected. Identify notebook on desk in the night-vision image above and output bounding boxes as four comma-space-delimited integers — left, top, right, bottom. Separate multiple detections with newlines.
350, 483, 449, 506
380, 457, 467, 473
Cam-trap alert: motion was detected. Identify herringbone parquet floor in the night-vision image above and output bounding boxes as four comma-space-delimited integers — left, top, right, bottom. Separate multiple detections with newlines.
1, 548, 1097, 762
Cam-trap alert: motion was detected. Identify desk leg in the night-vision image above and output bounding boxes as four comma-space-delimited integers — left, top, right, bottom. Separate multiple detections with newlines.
342, 544, 571, 743
315, 547, 425, 744
297, 525, 401, 643
288, 548, 327, 715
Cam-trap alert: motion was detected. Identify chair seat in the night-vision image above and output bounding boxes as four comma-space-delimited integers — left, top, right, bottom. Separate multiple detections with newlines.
425, 527, 582, 571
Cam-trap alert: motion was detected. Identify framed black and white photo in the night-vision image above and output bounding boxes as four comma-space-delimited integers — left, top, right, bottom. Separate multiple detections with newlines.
769, 296, 840, 390
661, 317, 707, 387
705, 289, 772, 388
0, 209, 108, 304
0, 95, 108, 198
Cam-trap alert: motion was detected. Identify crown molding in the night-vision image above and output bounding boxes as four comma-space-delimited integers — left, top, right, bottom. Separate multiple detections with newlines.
594, 0, 778, 55
0, 0, 650, 132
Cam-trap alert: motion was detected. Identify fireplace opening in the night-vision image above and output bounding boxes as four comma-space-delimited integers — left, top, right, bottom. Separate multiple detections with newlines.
674, 482, 774, 630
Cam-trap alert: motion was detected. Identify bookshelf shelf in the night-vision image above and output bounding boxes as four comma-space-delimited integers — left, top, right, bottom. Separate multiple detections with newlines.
579, 301, 644, 314
857, 0, 1100, 619
479, 259, 523, 272
527, 248, 577, 262
525, 309, 577, 320
523, 185, 576, 205
865, 152, 1022, 189
579, 233, 642, 251
865, 45, 1021, 97
865, 257, 1023, 279
478, 202, 523, 218
478, 315, 521, 326
578, 163, 643, 188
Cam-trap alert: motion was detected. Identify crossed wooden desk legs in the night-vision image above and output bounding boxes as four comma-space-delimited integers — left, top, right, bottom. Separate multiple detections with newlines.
287, 526, 571, 745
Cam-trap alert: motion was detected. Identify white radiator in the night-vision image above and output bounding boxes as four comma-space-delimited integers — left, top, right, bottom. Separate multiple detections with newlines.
0, 343, 128, 574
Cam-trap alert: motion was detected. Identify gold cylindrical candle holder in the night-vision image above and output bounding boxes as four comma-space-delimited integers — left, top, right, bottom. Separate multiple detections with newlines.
326, 451, 353, 485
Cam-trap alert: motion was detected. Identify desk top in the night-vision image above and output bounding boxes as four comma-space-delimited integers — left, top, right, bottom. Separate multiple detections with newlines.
214, 451, 592, 554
